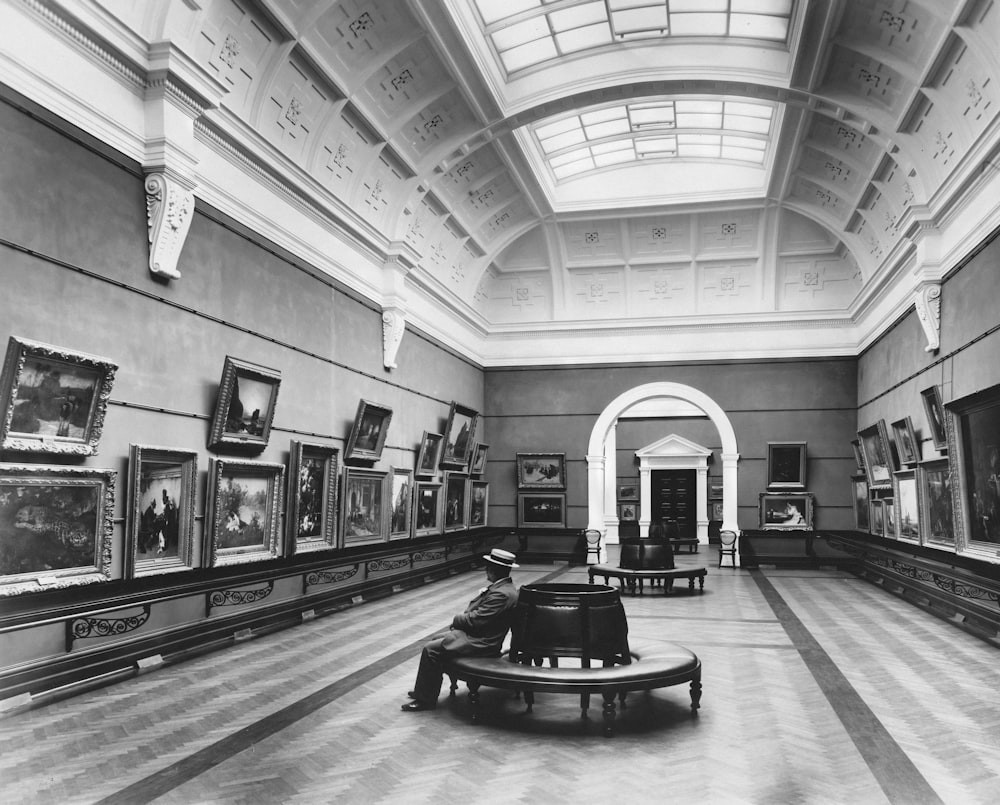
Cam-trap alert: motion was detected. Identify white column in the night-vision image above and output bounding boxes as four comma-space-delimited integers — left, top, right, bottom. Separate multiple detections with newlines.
603, 425, 618, 549
721, 452, 741, 564
638, 465, 652, 533
696, 465, 709, 543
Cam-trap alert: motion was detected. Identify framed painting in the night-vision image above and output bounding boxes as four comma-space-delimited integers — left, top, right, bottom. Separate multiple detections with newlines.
917, 458, 954, 547
415, 431, 443, 478
710, 482, 724, 500
388, 467, 414, 540
893, 470, 920, 542
766, 442, 807, 490
342, 467, 387, 546
414, 482, 443, 536
125, 445, 197, 578
618, 502, 638, 521
469, 480, 489, 527
0, 336, 117, 456
883, 497, 895, 538
710, 500, 724, 521
921, 385, 947, 451
345, 399, 392, 463
617, 481, 639, 501
287, 441, 338, 556
858, 420, 893, 488
0, 464, 115, 596
204, 458, 284, 567
851, 440, 865, 473
869, 498, 884, 537
443, 471, 469, 532
946, 385, 1000, 552
518, 493, 566, 528
516, 452, 567, 490
208, 356, 281, 452
469, 443, 489, 476
440, 402, 479, 469
851, 475, 870, 532
891, 417, 919, 466
758, 492, 814, 530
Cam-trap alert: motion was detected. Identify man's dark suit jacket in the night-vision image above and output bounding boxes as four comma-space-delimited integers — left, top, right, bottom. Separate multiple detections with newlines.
439, 576, 518, 656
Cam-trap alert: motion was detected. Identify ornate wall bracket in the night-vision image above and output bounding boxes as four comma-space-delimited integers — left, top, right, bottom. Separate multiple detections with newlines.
207, 581, 274, 615
914, 283, 942, 353
66, 605, 151, 650
145, 172, 195, 279
382, 306, 406, 369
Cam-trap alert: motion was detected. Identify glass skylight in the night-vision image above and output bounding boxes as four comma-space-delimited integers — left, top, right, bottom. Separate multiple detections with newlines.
532, 98, 773, 180
474, 0, 793, 74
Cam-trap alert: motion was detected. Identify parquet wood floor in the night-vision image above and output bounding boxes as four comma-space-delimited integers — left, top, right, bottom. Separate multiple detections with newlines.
1, 553, 998, 804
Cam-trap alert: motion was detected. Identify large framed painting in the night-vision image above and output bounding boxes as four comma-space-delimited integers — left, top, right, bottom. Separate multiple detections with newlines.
469, 480, 489, 527
388, 467, 414, 540
0, 464, 115, 596
443, 471, 469, 532
851, 475, 869, 532
440, 402, 479, 469
204, 458, 284, 567
516, 452, 567, 490
766, 442, 807, 490
920, 385, 947, 451
0, 337, 117, 456
125, 445, 197, 578
469, 443, 489, 476
858, 420, 893, 488
208, 356, 281, 452
758, 492, 814, 530
893, 470, 920, 542
946, 385, 1000, 552
342, 467, 386, 546
415, 431, 443, 478
917, 458, 954, 547
518, 492, 566, 528
345, 399, 392, 463
414, 482, 443, 536
891, 417, 919, 467
287, 441, 339, 556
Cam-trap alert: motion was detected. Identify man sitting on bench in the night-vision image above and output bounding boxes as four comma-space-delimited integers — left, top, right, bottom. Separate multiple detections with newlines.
401, 548, 520, 712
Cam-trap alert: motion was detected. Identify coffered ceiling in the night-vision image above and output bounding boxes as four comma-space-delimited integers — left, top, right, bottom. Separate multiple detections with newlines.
3, 0, 1000, 365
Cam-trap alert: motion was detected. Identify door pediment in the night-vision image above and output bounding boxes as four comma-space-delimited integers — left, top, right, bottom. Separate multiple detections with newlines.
636, 433, 712, 459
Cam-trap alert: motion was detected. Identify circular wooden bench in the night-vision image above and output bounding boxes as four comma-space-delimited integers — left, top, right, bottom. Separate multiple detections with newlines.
588, 563, 708, 595
444, 640, 701, 737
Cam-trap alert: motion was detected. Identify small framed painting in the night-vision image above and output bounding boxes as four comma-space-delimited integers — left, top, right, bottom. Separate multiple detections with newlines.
342, 467, 387, 546
891, 417, 919, 466
126, 445, 197, 578
204, 458, 284, 567
469, 443, 489, 476
388, 467, 414, 540
518, 493, 566, 529
415, 431, 443, 478
618, 502, 638, 521
858, 420, 893, 488
893, 470, 920, 542
345, 400, 392, 463
287, 441, 339, 556
469, 480, 489, 527
758, 492, 814, 530
443, 471, 469, 532
920, 385, 947, 451
208, 356, 281, 452
869, 498, 884, 537
0, 336, 117, 456
917, 458, 953, 547
851, 475, 870, 532
883, 497, 895, 538
617, 481, 638, 501
516, 453, 567, 490
414, 482, 443, 536
766, 442, 807, 490
851, 440, 865, 473
440, 402, 479, 469
0, 464, 115, 596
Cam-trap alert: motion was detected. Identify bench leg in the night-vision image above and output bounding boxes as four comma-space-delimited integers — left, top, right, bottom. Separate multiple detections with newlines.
602, 693, 617, 737
690, 678, 702, 713
580, 692, 590, 718
688, 577, 695, 592
524, 688, 534, 713
698, 575, 705, 592
468, 682, 482, 723
666, 579, 674, 595
619, 691, 627, 709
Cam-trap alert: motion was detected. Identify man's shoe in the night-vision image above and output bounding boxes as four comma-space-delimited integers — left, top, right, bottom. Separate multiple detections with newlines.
407, 691, 417, 698
401, 700, 434, 712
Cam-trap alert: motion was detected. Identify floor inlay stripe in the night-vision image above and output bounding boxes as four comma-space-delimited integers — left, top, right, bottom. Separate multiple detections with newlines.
752, 569, 944, 805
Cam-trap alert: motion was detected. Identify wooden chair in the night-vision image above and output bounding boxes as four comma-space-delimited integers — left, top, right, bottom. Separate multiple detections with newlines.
719, 530, 738, 567
584, 529, 603, 564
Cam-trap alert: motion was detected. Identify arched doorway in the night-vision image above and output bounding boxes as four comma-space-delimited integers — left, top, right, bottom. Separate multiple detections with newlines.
586, 383, 740, 557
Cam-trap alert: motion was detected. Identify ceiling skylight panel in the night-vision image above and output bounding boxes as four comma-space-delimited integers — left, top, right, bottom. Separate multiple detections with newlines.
591, 140, 633, 155
609, 5, 669, 37
583, 118, 631, 139
669, 12, 728, 36
730, 13, 788, 39
580, 107, 626, 125
732, 0, 793, 15
629, 103, 676, 129
724, 113, 771, 133
550, 148, 592, 168
492, 16, 551, 51
670, 0, 728, 10
552, 154, 596, 179
540, 127, 588, 153
593, 149, 635, 167
725, 101, 772, 118
724, 135, 766, 151
676, 111, 724, 129
535, 117, 582, 140
549, 1, 607, 30
498, 37, 559, 72
721, 144, 766, 162
677, 100, 724, 114
636, 136, 678, 157
555, 22, 613, 53
475, 0, 541, 26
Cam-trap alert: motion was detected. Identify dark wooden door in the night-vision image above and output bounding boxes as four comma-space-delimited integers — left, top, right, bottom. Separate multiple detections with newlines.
651, 470, 696, 539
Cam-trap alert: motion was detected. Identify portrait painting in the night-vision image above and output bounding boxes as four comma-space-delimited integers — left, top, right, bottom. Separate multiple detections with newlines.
205, 459, 284, 567
858, 420, 893, 488
208, 356, 281, 452
388, 467, 413, 540
440, 402, 479, 468
518, 493, 566, 528
469, 481, 489, 527
948, 386, 1000, 549
444, 472, 468, 531
0, 464, 115, 596
894, 471, 919, 541
345, 400, 392, 462
0, 337, 117, 456
516, 453, 567, 490
766, 442, 807, 490
891, 417, 919, 466
126, 445, 197, 578
921, 385, 947, 451
414, 482, 442, 536
287, 441, 338, 555
342, 468, 386, 546
917, 458, 953, 546
759, 492, 814, 530
852, 475, 869, 532
415, 431, 443, 477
